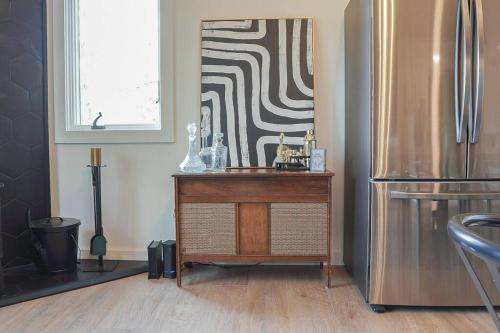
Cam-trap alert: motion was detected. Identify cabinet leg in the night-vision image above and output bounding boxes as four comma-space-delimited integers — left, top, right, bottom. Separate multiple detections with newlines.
176, 260, 182, 287
327, 265, 332, 288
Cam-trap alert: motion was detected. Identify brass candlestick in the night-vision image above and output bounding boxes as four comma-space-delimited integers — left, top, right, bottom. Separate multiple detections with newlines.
90, 148, 102, 167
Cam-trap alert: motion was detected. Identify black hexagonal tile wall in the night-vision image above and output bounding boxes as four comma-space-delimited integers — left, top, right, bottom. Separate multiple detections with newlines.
2, 232, 32, 268
0, 1, 10, 20
0, 54, 9, 83
0, 175, 15, 206
11, 53, 43, 92
0, 1, 10, 21
15, 171, 45, 206
2, 200, 30, 237
0, 21, 40, 60
11, 0, 43, 29
30, 144, 46, 171
29, 89, 43, 115
13, 113, 43, 147
0, 114, 13, 145
0, 0, 50, 269
2, 235, 19, 265
0, 142, 31, 178
0, 81, 30, 118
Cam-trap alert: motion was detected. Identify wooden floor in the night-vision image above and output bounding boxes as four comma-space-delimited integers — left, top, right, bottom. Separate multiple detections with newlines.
0, 265, 495, 333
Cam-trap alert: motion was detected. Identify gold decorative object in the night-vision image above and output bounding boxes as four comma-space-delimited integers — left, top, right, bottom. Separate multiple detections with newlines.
276, 133, 290, 163
275, 132, 319, 170
90, 148, 102, 167
303, 129, 317, 157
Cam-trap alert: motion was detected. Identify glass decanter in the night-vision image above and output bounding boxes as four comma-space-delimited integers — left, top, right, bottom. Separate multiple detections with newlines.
199, 147, 212, 169
179, 123, 206, 173
199, 109, 212, 168
210, 133, 228, 171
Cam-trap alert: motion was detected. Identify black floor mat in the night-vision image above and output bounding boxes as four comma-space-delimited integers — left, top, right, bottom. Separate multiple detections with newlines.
0, 259, 147, 307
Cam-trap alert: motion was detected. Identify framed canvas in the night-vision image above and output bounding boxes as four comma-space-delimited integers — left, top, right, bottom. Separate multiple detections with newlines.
310, 148, 326, 172
200, 18, 315, 167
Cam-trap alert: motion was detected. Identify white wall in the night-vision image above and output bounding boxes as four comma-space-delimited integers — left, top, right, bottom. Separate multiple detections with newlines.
50, 0, 349, 263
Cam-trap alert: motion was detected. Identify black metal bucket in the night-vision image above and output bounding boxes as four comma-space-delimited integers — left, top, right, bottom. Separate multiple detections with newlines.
29, 217, 81, 274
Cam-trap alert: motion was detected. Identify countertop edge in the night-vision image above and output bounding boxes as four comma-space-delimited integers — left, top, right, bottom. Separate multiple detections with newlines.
172, 170, 335, 178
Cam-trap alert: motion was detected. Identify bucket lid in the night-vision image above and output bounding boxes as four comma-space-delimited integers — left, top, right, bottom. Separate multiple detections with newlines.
30, 217, 81, 231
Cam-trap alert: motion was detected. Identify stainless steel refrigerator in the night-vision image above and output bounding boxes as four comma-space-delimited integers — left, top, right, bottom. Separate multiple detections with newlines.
344, 0, 500, 309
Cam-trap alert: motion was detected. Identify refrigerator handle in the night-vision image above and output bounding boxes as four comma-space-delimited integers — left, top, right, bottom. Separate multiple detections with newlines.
454, 0, 472, 144
470, 0, 485, 144
454, 1, 462, 142
390, 191, 500, 201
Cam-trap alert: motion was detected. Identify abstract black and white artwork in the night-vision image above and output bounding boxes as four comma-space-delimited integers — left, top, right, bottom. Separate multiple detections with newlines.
200, 18, 315, 167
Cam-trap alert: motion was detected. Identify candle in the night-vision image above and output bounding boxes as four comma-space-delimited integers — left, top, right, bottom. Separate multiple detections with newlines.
90, 148, 102, 167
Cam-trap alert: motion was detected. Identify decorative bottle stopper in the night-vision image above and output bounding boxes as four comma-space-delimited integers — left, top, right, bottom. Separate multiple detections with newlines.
179, 123, 207, 173
210, 133, 228, 171
199, 109, 212, 168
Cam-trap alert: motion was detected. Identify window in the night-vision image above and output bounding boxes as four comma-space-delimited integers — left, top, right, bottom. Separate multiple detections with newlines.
77, 0, 160, 128
52, 0, 174, 143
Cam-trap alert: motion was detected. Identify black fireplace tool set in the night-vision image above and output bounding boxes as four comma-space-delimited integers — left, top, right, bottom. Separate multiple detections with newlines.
82, 148, 118, 272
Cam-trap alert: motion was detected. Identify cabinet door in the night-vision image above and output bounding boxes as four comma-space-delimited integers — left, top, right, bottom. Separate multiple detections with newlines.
180, 203, 236, 255
238, 203, 269, 255
270, 203, 328, 256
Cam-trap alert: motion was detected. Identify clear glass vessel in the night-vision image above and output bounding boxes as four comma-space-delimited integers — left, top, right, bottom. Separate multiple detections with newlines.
179, 123, 206, 173
199, 147, 212, 169
210, 133, 228, 171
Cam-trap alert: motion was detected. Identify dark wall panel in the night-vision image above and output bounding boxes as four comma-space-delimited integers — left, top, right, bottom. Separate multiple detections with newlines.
0, 0, 50, 268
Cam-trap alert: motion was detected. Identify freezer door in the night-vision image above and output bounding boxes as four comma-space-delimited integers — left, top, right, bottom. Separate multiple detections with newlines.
372, 0, 467, 179
468, 0, 500, 179
370, 181, 500, 306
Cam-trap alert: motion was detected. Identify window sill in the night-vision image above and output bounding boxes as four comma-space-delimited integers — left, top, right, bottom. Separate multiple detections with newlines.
55, 128, 174, 144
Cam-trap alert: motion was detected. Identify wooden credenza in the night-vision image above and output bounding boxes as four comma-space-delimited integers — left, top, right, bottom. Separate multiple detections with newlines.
173, 169, 334, 287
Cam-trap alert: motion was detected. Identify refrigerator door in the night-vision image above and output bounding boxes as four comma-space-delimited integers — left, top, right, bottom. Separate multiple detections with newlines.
370, 181, 500, 306
468, 0, 500, 179
372, 0, 468, 179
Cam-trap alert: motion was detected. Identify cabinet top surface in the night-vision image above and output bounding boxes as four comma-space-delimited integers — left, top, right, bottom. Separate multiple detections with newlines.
172, 169, 334, 178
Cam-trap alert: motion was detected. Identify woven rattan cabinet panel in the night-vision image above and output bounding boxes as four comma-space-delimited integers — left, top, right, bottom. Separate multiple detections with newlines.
270, 203, 328, 256
180, 203, 236, 255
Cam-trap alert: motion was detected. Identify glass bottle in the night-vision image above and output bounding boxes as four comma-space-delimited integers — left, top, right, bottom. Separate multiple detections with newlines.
179, 123, 206, 173
199, 147, 212, 169
199, 113, 212, 168
210, 133, 228, 171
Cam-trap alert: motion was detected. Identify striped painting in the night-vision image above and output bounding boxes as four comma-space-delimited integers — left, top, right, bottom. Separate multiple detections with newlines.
201, 18, 315, 167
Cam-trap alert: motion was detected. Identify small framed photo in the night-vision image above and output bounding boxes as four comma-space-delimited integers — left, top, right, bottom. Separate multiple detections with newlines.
310, 149, 326, 172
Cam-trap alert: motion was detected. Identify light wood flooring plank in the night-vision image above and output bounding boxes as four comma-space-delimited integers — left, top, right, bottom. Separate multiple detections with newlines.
0, 266, 496, 333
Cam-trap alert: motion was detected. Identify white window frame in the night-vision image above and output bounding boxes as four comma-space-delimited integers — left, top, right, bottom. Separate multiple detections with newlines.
50, 0, 175, 143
